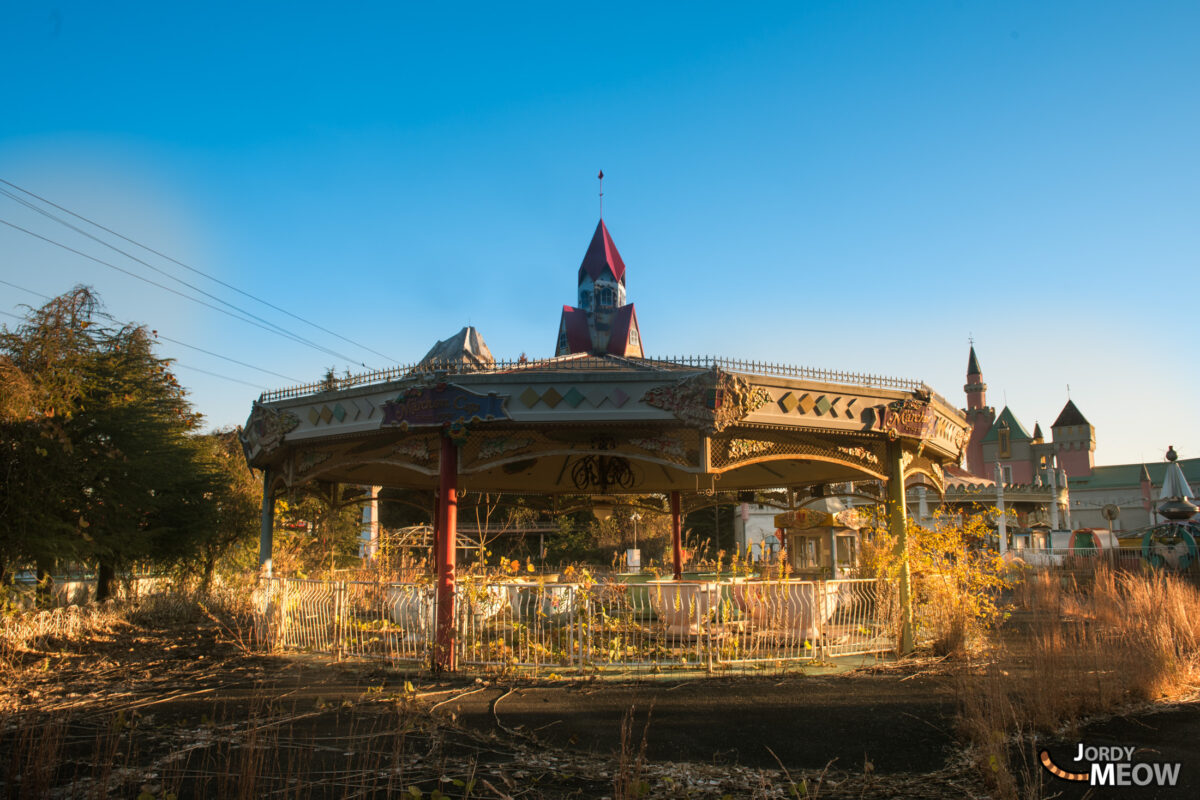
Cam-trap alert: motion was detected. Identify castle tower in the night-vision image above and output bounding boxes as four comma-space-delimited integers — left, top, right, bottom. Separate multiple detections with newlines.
555, 220, 644, 358
961, 345, 995, 478
1051, 399, 1095, 478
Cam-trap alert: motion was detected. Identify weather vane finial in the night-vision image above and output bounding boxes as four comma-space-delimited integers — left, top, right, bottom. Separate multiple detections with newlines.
598, 169, 604, 218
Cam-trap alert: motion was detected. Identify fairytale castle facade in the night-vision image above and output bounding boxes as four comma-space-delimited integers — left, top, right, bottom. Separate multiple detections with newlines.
955, 346, 1198, 532
961, 346, 1094, 484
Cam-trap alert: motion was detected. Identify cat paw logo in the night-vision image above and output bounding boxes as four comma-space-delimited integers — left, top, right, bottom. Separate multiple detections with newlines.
1040, 745, 1182, 788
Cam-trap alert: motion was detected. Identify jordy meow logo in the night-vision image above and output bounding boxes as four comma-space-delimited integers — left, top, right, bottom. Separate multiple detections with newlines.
1040, 744, 1182, 788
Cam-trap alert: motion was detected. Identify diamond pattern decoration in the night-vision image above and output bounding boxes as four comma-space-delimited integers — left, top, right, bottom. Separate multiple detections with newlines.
587, 388, 608, 408
520, 387, 541, 408
308, 408, 320, 425
320, 406, 333, 424
541, 387, 563, 408
562, 387, 585, 408
358, 398, 376, 419
778, 391, 798, 413
844, 398, 858, 419
332, 404, 346, 422
610, 388, 629, 408
798, 393, 816, 415
828, 397, 843, 418
814, 396, 832, 416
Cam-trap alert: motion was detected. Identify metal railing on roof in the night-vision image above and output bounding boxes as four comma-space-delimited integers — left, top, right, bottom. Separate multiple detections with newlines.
258, 354, 925, 402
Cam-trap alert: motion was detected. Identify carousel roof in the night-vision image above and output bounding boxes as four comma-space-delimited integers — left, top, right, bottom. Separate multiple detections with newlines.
242, 352, 967, 496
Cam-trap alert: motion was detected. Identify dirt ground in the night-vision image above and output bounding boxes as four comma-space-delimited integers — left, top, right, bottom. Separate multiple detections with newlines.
1, 613, 1196, 798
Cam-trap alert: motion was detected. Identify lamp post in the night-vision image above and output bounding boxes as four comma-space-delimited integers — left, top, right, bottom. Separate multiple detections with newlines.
628, 511, 642, 574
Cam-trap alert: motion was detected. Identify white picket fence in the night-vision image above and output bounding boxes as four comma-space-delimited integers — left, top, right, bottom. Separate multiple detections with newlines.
253, 576, 894, 674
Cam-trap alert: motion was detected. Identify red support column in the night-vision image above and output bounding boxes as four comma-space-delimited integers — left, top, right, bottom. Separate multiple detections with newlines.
434, 437, 458, 672
671, 490, 683, 580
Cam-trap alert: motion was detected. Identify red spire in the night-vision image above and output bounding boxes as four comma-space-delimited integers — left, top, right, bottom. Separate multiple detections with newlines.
578, 219, 626, 284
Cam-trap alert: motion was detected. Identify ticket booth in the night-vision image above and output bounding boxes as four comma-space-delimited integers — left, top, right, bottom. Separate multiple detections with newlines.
774, 497, 862, 579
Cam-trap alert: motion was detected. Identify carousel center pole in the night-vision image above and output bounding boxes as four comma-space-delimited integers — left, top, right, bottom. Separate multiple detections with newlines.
258, 467, 274, 578
671, 490, 684, 580
434, 436, 458, 672
886, 440, 914, 655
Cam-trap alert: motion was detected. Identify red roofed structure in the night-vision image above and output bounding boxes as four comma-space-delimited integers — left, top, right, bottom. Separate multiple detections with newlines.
578, 219, 626, 284
556, 219, 643, 357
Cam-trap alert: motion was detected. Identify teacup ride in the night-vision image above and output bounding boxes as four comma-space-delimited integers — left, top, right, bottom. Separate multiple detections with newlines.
647, 580, 721, 636
504, 580, 577, 622
385, 584, 435, 642
729, 578, 841, 641
1141, 522, 1199, 571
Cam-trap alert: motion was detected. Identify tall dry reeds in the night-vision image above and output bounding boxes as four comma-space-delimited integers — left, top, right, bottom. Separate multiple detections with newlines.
957, 566, 1200, 798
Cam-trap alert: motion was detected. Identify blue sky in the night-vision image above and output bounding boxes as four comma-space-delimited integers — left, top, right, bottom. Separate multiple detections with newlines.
1, 1, 1197, 470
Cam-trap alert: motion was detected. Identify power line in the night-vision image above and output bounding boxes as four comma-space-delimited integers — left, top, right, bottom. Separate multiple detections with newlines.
1, 277, 301, 383
171, 361, 268, 390
0, 178, 398, 364
154, 333, 301, 383
0, 187, 375, 368
0, 216, 369, 366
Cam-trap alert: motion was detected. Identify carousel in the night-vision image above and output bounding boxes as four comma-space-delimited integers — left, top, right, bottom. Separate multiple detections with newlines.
241, 217, 970, 669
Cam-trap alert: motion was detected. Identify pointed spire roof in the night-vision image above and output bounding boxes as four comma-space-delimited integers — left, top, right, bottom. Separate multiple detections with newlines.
967, 345, 982, 376
418, 326, 494, 369
1052, 399, 1090, 427
982, 406, 1033, 443
1032, 422, 1044, 441
578, 220, 627, 284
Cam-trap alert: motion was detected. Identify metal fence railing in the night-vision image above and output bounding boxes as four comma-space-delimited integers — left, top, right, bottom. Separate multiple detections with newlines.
258, 354, 925, 402
253, 576, 895, 674
1006, 548, 1199, 576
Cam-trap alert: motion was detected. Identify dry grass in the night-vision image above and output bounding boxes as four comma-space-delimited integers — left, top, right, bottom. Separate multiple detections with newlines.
0, 580, 258, 674
956, 566, 1200, 798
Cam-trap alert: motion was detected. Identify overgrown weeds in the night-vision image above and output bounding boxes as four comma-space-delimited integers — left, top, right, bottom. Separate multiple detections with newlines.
956, 566, 1200, 798
613, 703, 652, 800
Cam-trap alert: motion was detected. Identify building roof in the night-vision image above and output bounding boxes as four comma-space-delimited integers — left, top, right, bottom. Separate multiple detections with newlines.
606, 304, 641, 356
558, 306, 592, 354
418, 326, 494, 369
967, 346, 982, 376
982, 406, 1033, 443
1032, 422, 1044, 441
1068, 457, 1200, 491
1052, 399, 1090, 427
578, 219, 627, 284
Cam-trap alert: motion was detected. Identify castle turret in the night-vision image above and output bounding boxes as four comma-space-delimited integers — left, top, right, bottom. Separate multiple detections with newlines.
961, 345, 995, 478
1050, 399, 1095, 478
555, 220, 644, 358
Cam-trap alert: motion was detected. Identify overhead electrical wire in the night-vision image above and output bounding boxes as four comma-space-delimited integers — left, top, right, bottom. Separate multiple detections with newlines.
0, 216, 371, 367
0, 277, 301, 384
0, 187, 375, 369
170, 362, 268, 390
2, 305, 265, 391
0, 178, 399, 364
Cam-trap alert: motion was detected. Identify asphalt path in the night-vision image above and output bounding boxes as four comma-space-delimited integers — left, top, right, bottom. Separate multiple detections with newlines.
448, 672, 960, 774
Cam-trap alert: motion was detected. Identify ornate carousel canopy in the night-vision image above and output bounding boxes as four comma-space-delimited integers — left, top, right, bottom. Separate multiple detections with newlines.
241, 352, 967, 497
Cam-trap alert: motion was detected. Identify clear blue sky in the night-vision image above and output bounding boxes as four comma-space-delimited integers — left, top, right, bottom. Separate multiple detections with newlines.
2, 1, 1197, 469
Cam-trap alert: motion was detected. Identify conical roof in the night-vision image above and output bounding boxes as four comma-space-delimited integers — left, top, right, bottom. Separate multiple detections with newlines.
1052, 399, 1090, 427
967, 346, 982, 376
418, 326, 495, 369
578, 220, 627, 284
1032, 422, 1044, 441
1161, 458, 1195, 501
